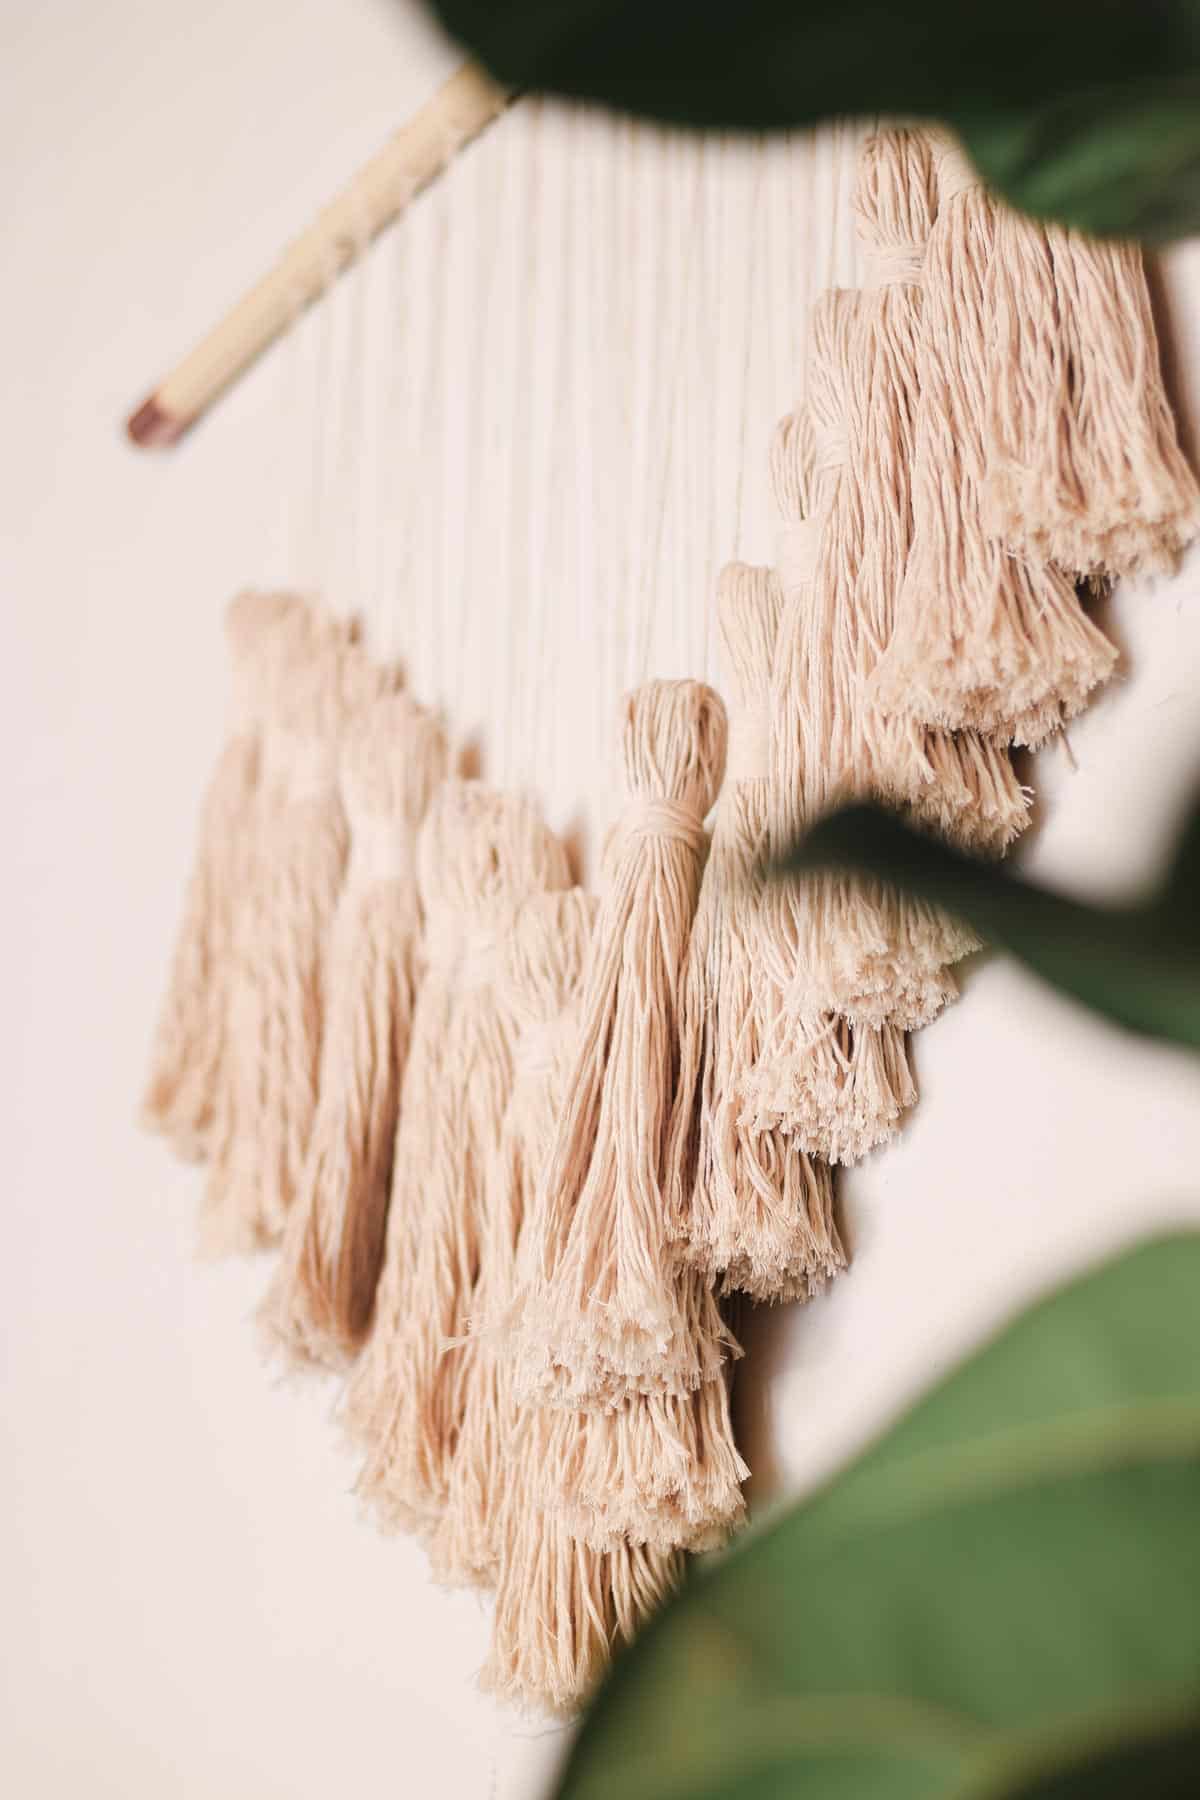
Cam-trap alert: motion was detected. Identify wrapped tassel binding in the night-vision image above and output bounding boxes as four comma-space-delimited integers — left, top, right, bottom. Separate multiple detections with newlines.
432, 887, 596, 1588
201, 602, 372, 1255
748, 410, 923, 1164
513, 680, 731, 1405
871, 128, 1117, 746
141, 590, 308, 1161
347, 783, 570, 1532
259, 691, 448, 1373
664, 562, 842, 1300
481, 1396, 684, 1717
853, 128, 1030, 856
985, 220, 1200, 581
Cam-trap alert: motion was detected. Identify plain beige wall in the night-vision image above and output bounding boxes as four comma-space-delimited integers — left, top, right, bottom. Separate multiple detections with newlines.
5, 2, 1200, 1796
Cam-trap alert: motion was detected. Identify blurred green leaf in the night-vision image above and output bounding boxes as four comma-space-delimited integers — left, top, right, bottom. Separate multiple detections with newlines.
556, 1232, 1200, 1800
779, 797, 1200, 1050
427, 0, 1200, 236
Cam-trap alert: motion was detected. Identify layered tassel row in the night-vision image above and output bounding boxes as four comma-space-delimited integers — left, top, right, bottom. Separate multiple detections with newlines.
143, 120, 1197, 1717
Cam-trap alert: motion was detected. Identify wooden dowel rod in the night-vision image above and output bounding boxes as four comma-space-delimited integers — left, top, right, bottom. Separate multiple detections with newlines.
127, 62, 513, 449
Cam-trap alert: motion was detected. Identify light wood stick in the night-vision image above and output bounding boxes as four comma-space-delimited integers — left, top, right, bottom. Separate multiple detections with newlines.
127, 62, 513, 448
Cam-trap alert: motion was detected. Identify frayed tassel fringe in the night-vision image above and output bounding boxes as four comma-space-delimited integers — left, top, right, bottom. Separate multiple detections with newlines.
480, 1404, 684, 1718
853, 129, 1031, 855
259, 691, 447, 1373
663, 562, 842, 1300
140, 591, 306, 1160
870, 129, 1117, 746
431, 888, 595, 1590
985, 220, 1200, 582
200, 602, 372, 1255
514, 681, 730, 1403
346, 782, 569, 1531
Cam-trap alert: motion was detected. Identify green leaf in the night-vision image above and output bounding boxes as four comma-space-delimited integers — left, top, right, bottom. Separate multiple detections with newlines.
958, 80, 1200, 241
961, 1706, 1200, 1797
778, 798, 1200, 1050
556, 1232, 1200, 1800
427, 1, 1200, 236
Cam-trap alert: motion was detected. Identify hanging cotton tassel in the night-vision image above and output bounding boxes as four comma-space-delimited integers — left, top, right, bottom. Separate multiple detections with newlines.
258, 691, 448, 1373
765, 388, 973, 1034
199, 602, 373, 1254
538, 1358, 749, 1556
985, 220, 1200, 581
141, 591, 313, 1160
663, 562, 841, 1300
431, 887, 595, 1589
481, 1397, 684, 1717
513, 681, 730, 1405
853, 128, 1030, 855
348, 782, 570, 1533
744, 410, 921, 1164
870, 128, 1117, 746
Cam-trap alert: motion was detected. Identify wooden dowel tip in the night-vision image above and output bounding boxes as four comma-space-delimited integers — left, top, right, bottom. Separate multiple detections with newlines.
127, 395, 186, 449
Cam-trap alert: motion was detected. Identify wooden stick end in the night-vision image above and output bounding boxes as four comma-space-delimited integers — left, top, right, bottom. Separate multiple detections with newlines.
126, 395, 185, 449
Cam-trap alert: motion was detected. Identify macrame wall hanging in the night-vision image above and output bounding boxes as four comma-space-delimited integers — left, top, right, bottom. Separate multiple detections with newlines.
142, 87, 1198, 1718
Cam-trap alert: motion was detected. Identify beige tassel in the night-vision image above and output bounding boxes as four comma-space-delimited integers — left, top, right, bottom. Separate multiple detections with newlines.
765, 394, 972, 1033
664, 562, 842, 1300
431, 887, 595, 1589
853, 128, 1030, 855
745, 410, 922, 1163
481, 1398, 684, 1717
348, 783, 570, 1531
513, 681, 731, 1405
258, 691, 448, 1372
141, 591, 313, 1160
985, 221, 1200, 581
746, 1012, 918, 1170
871, 128, 1117, 747
540, 1361, 748, 1555
201, 602, 370, 1254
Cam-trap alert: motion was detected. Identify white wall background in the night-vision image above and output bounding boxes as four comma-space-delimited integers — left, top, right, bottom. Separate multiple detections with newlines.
5, 2, 1200, 1796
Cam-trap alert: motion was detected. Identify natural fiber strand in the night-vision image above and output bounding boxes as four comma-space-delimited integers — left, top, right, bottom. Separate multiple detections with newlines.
141, 590, 307, 1160
200, 602, 374, 1255
259, 690, 448, 1372
853, 127, 1031, 855
664, 561, 842, 1298
347, 782, 570, 1531
513, 680, 731, 1404
871, 128, 1117, 746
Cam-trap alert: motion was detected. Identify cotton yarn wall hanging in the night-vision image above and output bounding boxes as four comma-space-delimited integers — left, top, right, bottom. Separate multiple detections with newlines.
142, 90, 1198, 1718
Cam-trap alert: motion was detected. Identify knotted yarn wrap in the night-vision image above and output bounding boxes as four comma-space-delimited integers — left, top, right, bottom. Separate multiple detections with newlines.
432, 888, 595, 1591
864, 242, 925, 289
200, 602, 360, 1256
617, 797, 707, 858
346, 781, 570, 1534
664, 562, 842, 1301
985, 221, 1200, 580
852, 126, 1031, 857
140, 589, 310, 1163
870, 126, 1117, 746
259, 691, 447, 1374
261, 729, 340, 803
930, 132, 981, 206
514, 679, 731, 1405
